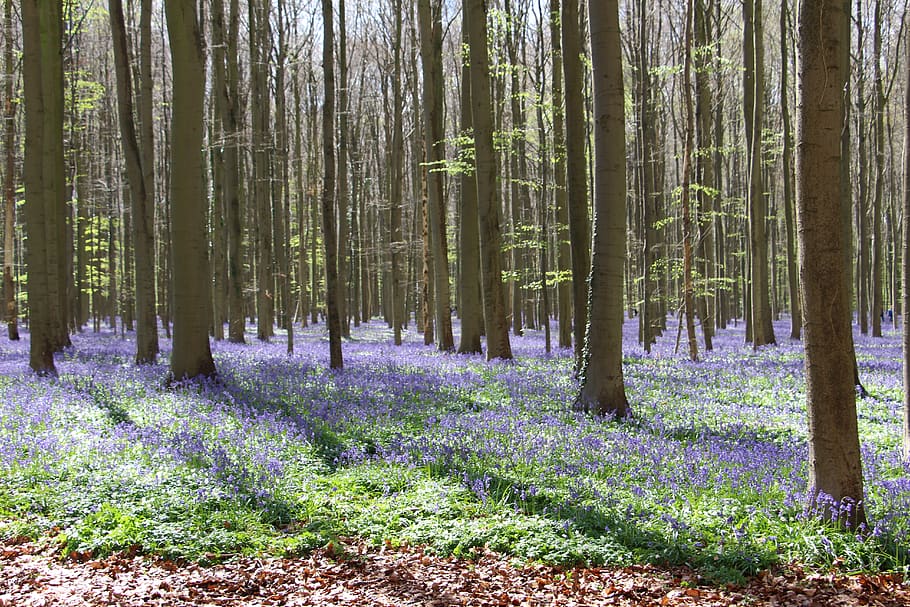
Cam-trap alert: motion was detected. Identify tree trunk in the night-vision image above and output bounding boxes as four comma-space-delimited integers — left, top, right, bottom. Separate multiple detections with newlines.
681, 0, 698, 362
871, 0, 884, 338
322, 0, 343, 369
2, 0, 19, 341
577, 0, 628, 417
389, 0, 405, 346
747, 0, 775, 347
796, 0, 865, 526
780, 1, 801, 340
337, 0, 350, 338
562, 0, 591, 368
466, 0, 512, 361
550, 0, 572, 350
110, 0, 159, 364
167, 0, 216, 381
250, 0, 273, 341
902, 3, 910, 461
457, 12, 483, 355
694, 0, 714, 351
418, 0, 454, 351
22, 0, 58, 375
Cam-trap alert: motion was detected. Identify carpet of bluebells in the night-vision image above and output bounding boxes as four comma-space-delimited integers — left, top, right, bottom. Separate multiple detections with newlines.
0, 315, 907, 582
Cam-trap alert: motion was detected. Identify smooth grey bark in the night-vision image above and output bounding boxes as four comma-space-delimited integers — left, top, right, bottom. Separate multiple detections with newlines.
577, 0, 628, 417
796, 0, 865, 525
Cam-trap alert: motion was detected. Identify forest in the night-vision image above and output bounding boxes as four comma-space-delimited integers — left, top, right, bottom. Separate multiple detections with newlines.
2, 0, 910, 604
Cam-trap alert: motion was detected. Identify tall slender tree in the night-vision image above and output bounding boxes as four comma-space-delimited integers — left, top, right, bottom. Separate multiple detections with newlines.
457, 12, 483, 355
796, 0, 864, 525
418, 0, 454, 351
109, 0, 158, 364
562, 0, 591, 367
2, 0, 18, 341
323, 0, 343, 370
167, 0, 216, 381
466, 0, 513, 361
902, 6, 910, 463
577, 0, 628, 417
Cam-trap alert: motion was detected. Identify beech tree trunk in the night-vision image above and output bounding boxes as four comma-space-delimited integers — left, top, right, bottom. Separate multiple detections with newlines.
110, 0, 158, 364
418, 0, 454, 351
322, 0, 343, 370
562, 0, 591, 368
577, 0, 628, 417
780, 1, 801, 340
466, 0, 513, 361
2, 0, 18, 341
457, 10, 483, 355
903, 3, 910, 461
22, 0, 59, 375
796, 0, 865, 526
167, 0, 216, 381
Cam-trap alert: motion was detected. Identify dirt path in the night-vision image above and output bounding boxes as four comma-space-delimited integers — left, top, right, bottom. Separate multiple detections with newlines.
1, 538, 907, 606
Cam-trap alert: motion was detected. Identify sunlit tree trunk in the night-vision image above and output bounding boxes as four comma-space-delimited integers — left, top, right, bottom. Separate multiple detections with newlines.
796, 0, 864, 526
694, 0, 714, 351
466, 0, 512, 361
577, 0, 628, 417
167, 0, 216, 381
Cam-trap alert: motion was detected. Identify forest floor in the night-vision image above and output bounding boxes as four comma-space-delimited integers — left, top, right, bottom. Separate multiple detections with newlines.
2, 535, 908, 606
2, 317, 910, 605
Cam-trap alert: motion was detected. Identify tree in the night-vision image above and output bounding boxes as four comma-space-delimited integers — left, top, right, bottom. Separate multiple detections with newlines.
465, 0, 513, 361
457, 9, 482, 356
680, 0, 698, 362
780, 1, 801, 340
250, 0, 274, 342
745, 0, 775, 348
577, 0, 628, 417
562, 0, 591, 368
322, 0, 343, 370
2, 0, 18, 341
389, 0, 405, 346
211, 0, 246, 344
109, 0, 158, 364
417, 0, 454, 352
902, 5, 910, 463
795, 0, 864, 525
550, 0, 572, 350
21, 0, 60, 375
167, 0, 216, 381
